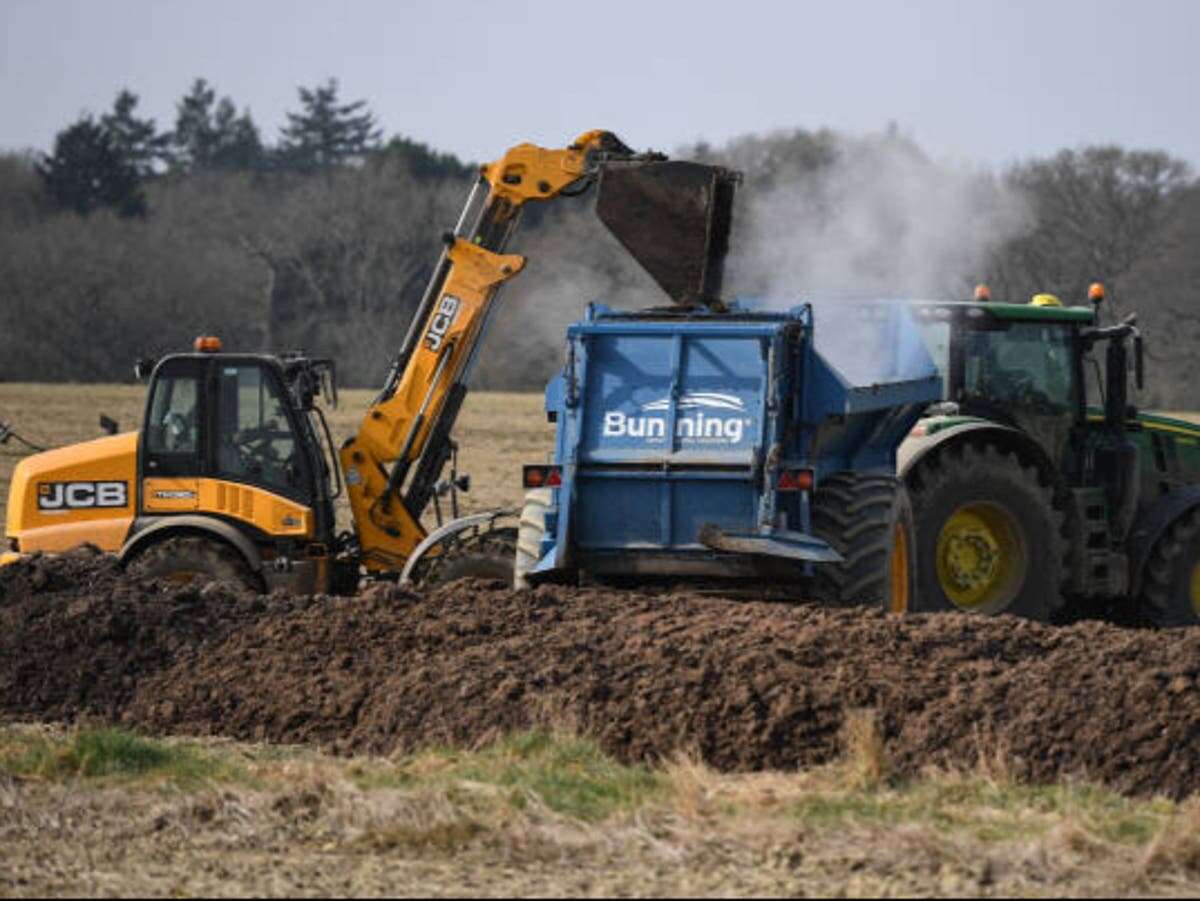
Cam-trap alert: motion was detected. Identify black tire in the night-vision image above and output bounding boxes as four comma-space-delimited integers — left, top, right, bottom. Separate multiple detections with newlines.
810, 472, 916, 610
514, 488, 552, 589
1139, 508, 1200, 628
126, 535, 261, 591
425, 526, 517, 587
906, 442, 1065, 620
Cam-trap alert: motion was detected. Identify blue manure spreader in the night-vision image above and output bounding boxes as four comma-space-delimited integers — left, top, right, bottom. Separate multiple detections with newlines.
516, 301, 942, 610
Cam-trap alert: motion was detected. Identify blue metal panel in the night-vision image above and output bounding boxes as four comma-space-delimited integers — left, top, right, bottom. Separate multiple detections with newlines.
571, 324, 782, 467
575, 471, 757, 551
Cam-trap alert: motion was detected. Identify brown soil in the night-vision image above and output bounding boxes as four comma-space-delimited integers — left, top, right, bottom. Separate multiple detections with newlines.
4, 549, 1200, 799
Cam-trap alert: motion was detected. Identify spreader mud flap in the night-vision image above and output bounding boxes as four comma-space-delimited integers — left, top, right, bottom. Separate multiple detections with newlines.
595, 161, 739, 308
698, 524, 844, 564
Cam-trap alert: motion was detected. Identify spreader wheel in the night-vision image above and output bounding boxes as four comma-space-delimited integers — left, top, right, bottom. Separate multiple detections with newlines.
811, 472, 916, 611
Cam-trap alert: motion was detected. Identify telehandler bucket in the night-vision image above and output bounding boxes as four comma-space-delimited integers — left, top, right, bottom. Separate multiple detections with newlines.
595, 161, 739, 308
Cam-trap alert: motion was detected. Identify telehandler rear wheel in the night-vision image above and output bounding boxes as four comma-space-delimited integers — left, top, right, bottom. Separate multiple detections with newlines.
127, 535, 262, 592
906, 443, 1065, 620
811, 473, 915, 611
514, 488, 553, 589
1139, 508, 1200, 628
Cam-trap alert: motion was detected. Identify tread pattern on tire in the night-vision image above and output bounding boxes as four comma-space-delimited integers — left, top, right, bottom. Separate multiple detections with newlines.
425, 526, 517, 586
514, 488, 553, 589
906, 441, 1067, 618
1140, 507, 1200, 628
127, 534, 259, 591
810, 472, 908, 605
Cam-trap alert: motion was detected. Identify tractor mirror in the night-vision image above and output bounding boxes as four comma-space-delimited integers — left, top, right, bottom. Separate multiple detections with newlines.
99, 415, 119, 435
1135, 334, 1145, 391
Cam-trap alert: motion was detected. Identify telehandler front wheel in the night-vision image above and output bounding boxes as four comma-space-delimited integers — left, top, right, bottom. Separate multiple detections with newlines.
1139, 508, 1200, 628
906, 443, 1065, 621
425, 526, 518, 587
811, 472, 916, 612
126, 535, 262, 592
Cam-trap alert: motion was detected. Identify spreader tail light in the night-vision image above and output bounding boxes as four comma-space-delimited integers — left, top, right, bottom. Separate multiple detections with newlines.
523, 465, 563, 489
777, 469, 815, 492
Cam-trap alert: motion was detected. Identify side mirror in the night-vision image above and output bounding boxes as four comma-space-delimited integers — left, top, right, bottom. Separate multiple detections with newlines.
99, 415, 119, 436
1135, 334, 1145, 391
134, 357, 158, 381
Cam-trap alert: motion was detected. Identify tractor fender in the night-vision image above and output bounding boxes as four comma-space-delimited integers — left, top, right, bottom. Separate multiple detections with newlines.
119, 516, 264, 574
1127, 487, 1200, 596
399, 507, 518, 586
899, 421, 1056, 482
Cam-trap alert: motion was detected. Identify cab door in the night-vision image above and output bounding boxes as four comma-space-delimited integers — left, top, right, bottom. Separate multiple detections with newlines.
141, 357, 206, 511
211, 361, 315, 508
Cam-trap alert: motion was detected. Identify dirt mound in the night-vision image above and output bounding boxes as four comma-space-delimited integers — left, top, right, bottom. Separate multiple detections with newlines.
4, 553, 1200, 798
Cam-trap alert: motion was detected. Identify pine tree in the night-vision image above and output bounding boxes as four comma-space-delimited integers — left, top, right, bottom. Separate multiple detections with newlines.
100, 89, 172, 178
171, 78, 264, 172
37, 116, 146, 217
278, 79, 382, 171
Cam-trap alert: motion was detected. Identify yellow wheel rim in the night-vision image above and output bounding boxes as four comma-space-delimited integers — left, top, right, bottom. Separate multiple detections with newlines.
890, 522, 910, 614
1191, 562, 1200, 618
935, 502, 1027, 613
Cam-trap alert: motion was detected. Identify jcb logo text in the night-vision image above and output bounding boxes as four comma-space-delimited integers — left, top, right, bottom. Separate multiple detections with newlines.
38, 481, 128, 511
424, 295, 461, 352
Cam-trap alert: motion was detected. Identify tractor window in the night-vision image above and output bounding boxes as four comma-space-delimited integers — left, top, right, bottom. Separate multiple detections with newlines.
146, 374, 200, 455
961, 322, 1074, 413
215, 364, 302, 495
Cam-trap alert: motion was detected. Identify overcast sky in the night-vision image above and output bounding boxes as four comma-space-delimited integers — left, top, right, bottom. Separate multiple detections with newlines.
2, 0, 1197, 169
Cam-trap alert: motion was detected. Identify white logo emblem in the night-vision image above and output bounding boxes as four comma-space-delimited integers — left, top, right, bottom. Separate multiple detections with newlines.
602, 393, 751, 444
424, 295, 461, 352
38, 481, 128, 511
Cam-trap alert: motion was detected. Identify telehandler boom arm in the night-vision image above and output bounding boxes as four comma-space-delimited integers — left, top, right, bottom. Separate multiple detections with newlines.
339, 130, 718, 571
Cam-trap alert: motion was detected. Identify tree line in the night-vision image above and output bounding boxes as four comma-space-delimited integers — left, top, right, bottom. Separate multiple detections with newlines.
0, 82, 1197, 407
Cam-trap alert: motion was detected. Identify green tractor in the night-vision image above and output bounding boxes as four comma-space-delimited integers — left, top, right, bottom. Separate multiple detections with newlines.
900, 287, 1200, 625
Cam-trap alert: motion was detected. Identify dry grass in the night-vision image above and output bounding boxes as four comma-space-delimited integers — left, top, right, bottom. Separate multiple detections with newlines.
1, 722, 1198, 897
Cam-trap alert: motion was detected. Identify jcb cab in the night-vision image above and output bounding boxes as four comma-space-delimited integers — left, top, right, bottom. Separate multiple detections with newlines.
5, 343, 354, 592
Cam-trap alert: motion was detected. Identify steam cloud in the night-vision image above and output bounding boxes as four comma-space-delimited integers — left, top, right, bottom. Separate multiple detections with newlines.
485, 129, 1033, 390
723, 132, 1030, 302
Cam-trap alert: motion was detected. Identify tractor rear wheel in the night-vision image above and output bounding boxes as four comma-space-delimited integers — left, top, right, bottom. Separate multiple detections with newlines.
811, 472, 915, 611
1139, 508, 1200, 627
906, 443, 1064, 620
127, 535, 261, 592
514, 488, 553, 589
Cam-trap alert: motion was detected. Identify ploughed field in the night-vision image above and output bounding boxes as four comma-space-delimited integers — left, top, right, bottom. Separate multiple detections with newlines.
7, 386, 1200, 895
3, 384, 1200, 800
6, 548, 1200, 801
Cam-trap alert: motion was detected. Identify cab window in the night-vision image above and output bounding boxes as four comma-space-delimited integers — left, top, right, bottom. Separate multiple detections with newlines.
147, 374, 199, 455
961, 322, 1074, 412
215, 364, 303, 495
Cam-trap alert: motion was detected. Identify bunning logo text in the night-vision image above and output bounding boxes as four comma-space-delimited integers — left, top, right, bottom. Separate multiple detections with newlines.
602, 392, 751, 444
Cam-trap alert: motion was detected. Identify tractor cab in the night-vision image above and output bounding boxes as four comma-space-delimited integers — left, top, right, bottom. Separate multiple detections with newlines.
911, 301, 1094, 467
